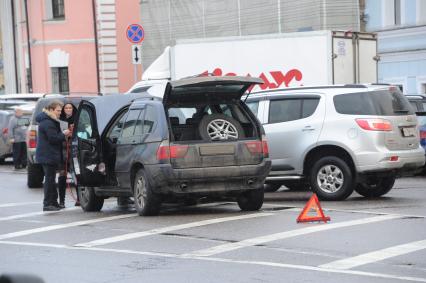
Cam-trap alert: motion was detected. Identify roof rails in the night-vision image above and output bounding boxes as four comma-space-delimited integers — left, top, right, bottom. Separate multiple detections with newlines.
252, 84, 369, 95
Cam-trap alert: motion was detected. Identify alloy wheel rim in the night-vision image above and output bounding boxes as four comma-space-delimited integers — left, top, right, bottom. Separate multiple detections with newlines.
135, 176, 146, 209
316, 164, 344, 193
207, 119, 238, 140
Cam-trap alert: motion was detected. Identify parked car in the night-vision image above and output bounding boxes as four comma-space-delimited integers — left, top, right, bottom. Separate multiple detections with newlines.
245, 85, 425, 200
406, 94, 426, 112
0, 111, 13, 163
0, 108, 33, 164
26, 94, 96, 188
415, 111, 426, 174
72, 76, 271, 216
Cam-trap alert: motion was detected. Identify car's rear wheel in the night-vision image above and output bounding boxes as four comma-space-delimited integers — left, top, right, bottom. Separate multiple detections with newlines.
79, 186, 104, 212
355, 175, 396, 198
264, 183, 281, 192
237, 188, 264, 211
133, 169, 161, 216
27, 163, 44, 188
199, 114, 245, 141
309, 156, 354, 201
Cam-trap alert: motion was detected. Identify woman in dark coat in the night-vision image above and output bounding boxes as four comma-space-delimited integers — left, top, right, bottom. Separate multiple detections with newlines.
36, 100, 71, 211
58, 102, 79, 207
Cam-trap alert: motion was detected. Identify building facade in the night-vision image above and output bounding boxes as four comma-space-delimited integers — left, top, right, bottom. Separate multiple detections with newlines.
365, 0, 426, 95
0, 0, 141, 94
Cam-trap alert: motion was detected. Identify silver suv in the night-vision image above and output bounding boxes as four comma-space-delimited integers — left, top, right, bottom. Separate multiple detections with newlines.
245, 85, 425, 200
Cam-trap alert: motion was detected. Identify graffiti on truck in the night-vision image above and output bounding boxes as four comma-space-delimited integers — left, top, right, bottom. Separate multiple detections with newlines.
201, 68, 303, 91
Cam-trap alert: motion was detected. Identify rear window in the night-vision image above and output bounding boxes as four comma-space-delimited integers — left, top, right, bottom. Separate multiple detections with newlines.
334, 89, 414, 116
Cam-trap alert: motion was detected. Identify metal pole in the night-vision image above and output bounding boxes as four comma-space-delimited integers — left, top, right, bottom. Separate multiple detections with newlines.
134, 65, 137, 83
92, 0, 100, 93
23, 0, 33, 93
277, 0, 281, 33
11, 0, 19, 92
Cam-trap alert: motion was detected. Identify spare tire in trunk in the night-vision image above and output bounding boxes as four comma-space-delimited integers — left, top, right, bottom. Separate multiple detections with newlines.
199, 114, 245, 141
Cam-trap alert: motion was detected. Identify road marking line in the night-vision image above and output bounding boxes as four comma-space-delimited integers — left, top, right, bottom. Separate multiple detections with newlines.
183, 214, 402, 257
0, 202, 39, 208
0, 240, 425, 282
75, 212, 274, 248
319, 239, 426, 270
0, 213, 138, 240
0, 207, 81, 222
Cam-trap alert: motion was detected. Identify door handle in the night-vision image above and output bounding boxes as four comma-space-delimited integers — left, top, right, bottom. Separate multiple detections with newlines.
302, 126, 315, 132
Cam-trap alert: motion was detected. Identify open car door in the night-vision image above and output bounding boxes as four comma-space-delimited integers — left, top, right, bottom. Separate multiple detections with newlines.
71, 101, 106, 187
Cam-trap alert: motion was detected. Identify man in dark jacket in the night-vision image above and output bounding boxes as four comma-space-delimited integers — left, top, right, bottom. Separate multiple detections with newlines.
36, 100, 71, 211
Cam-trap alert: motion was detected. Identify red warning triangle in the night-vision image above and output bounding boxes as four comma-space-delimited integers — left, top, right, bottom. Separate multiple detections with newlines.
297, 194, 330, 223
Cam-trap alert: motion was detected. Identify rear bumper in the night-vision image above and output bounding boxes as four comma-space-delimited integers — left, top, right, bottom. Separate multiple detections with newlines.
144, 160, 271, 195
356, 147, 425, 174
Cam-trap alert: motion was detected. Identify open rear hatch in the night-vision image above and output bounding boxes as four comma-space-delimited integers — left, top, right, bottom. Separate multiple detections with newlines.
161, 76, 267, 169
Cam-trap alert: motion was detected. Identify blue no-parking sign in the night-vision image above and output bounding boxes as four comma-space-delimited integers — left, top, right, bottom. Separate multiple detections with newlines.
126, 24, 145, 44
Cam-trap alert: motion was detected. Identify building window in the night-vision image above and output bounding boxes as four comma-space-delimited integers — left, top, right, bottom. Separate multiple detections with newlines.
394, 0, 401, 25
52, 0, 65, 19
52, 67, 69, 93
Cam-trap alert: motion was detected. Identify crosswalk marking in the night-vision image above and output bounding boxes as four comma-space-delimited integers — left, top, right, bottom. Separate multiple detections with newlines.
0, 240, 425, 282
0, 207, 80, 221
74, 212, 274, 247
0, 213, 138, 240
0, 201, 39, 208
182, 214, 402, 257
319, 239, 426, 270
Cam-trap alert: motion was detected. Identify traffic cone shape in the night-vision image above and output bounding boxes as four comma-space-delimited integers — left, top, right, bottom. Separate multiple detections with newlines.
297, 193, 330, 223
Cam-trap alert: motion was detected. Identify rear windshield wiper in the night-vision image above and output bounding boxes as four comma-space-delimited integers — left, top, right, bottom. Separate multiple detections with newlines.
394, 110, 410, 113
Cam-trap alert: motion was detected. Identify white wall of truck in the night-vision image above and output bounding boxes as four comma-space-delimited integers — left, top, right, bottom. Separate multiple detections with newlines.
141, 30, 378, 91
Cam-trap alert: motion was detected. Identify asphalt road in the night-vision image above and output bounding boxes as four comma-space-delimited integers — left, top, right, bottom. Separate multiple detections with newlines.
0, 163, 425, 283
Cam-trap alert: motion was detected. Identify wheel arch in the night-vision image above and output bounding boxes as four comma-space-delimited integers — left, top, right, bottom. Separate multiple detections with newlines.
130, 162, 145, 192
303, 145, 356, 178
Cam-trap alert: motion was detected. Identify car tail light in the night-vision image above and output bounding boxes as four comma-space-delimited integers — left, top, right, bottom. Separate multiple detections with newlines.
389, 156, 399, 162
262, 136, 269, 158
2, 128, 7, 135
245, 136, 269, 158
420, 131, 426, 139
27, 129, 37, 148
157, 144, 189, 160
355, 118, 392, 131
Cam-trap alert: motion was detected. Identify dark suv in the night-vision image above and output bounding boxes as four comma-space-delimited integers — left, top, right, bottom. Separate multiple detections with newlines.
71, 76, 271, 216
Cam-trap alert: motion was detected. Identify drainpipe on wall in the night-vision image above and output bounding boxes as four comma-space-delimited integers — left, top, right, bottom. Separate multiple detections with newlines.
11, 0, 19, 92
23, 0, 33, 93
92, 0, 100, 93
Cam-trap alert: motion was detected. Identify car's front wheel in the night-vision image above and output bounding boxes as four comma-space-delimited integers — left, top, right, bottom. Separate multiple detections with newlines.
79, 186, 104, 212
133, 169, 161, 216
355, 175, 396, 198
27, 163, 44, 188
237, 188, 264, 211
309, 156, 354, 201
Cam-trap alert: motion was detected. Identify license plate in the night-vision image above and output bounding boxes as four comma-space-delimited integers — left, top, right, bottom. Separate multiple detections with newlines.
402, 127, 416, 137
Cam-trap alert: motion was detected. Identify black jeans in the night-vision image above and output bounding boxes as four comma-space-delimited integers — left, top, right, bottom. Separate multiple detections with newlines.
12, 142, 27, 168
42, 164, 58, 207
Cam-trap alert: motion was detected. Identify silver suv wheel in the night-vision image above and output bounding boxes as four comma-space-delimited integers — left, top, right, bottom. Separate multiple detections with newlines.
316, 165, 344, 193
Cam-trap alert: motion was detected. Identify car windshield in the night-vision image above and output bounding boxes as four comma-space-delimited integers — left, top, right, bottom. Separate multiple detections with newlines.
334, 88, 414, 116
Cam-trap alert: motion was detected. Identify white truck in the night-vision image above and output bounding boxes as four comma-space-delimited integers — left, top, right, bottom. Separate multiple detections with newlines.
132, 30, 378, 93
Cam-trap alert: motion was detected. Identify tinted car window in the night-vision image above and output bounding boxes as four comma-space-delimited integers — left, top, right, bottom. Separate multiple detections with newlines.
76, 108, 93, 140
142, 105, 156, 134
334, 89, 414, 115
302, 99, 320, 118
107, 111, 127, 139
121, 109, 141, 138
246, 101, 259, 116
269, 99, 301, 123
